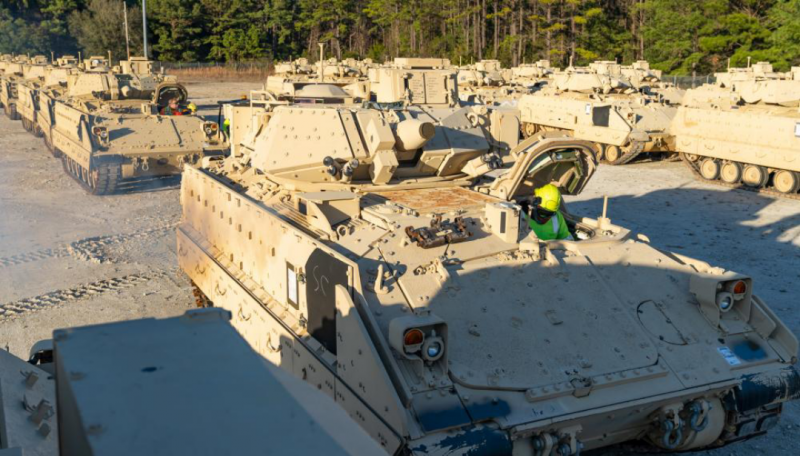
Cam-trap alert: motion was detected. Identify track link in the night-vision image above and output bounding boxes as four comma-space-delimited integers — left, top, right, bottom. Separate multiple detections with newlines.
61, 155, 121, 195
680, 154, 800, 201
605, 140, 646, 166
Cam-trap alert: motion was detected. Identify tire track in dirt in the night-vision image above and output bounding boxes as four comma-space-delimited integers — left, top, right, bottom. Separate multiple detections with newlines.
0, 269, 174, 321
0, 222, 179, 268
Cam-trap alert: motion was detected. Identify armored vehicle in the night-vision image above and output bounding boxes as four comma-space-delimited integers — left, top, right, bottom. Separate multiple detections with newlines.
672, 70, 800, 196
17, 56, 62, 136
518, 61, 679, 165
35, 59, 80, 151
457, 60, 537, 106
509, 60, 555, 86
621, 60, 685, 105
178, 70, 799, 454
268, 52, 371, 101
50, 70, 227, 194
0, 55, 32, 120
0, 308, 382, 456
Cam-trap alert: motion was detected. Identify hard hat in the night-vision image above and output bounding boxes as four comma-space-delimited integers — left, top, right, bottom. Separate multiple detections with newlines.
187, 102, 197, 113
534, 184, 561, 212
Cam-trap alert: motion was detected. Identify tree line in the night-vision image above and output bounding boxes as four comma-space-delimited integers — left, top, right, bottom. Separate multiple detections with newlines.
2, 0, 800, 75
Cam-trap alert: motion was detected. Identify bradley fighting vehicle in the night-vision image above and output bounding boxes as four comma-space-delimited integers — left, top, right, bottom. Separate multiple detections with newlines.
517, 61, 679, 165
50, 68, 227, 195
457, 60, 538, 106
672, 64, 800, 197
0, 55, 34, 120
177, 58, 800, 454
0, 308, 383, 456
34, 57, 80, 152
621, 60, 685, 106
268, 52, 371, 101
16, 56, 77, 137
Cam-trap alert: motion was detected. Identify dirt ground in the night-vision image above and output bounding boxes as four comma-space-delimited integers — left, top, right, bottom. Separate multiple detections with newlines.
0, 82, 797, 455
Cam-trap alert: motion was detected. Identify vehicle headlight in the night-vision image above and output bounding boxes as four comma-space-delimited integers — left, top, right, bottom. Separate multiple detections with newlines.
92, 126, 108, 140
203, 122, 219, 137
716, 292, 734, 312
423, 337, 445, 361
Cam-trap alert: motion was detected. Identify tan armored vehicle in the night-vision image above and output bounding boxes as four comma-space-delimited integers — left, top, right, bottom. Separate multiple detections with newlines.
672, 69, 800, 196
16, 56, 63, 136
0, 55, 32, 120
35, 58, 80, 151
0, 54, 14, 74
509, 59, 556, 86
50, 70, 227, 194
0, 308, 382, 455
268, 53, 371, 101
518, 61, 679, 165
178, 61, 799, 453
622, 60, 686, 105
714, 61, 784, 88
457, 60, 538, 106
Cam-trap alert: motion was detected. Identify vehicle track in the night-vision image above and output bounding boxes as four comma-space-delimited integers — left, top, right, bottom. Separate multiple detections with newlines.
0, 269, 172, 321
0, 222, 179, 268
680, 153, 800, 201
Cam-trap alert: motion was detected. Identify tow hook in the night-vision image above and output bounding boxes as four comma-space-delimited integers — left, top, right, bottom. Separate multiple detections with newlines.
687, 400, 711, 432
532, 428, 583, 456
655, 404, 684, 450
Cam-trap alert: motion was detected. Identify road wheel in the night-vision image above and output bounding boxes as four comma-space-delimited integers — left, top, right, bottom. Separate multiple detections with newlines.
594, 144, 605, 161
521, 122, 539, 139
720, 162, 742, 184
742, 165, 768, 188
773, 170, 800, 194
699, 159, 720, 180
605, 145, 622, 163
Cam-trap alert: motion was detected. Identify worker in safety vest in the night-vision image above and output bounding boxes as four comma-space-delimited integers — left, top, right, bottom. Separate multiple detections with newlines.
522, 184, 572, 241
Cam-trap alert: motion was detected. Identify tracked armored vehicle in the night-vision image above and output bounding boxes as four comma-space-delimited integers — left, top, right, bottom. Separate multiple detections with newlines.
518, 61, 679, 165
50, 70, 227, 195
268, 54, 371, 101
672, 67, 800, 197
178, 61, 799, 454
16, 56, 68, 136
508, 60, 555, 86
35, 58, 79, 151
457, 60, 537, 106
621, 60, 685, 105
0, 55, 32, 120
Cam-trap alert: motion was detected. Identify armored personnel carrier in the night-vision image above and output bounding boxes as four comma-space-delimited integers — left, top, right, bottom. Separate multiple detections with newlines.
178, 62, 799, 453
672, 69, 800, 197
268, 52, 371, 101
457, 60, 537, 106
0, 308, 382, 455
518, 61, 679, 165
50, 70, 227, 194
621, 60, 685, 105
509, 60, 555, 86
16, 56, 64, 136
0, 55, 32, 120
34, 58, 79, 151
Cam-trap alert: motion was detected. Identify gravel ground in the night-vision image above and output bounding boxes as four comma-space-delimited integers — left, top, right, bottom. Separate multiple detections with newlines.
0, 82, 797, 454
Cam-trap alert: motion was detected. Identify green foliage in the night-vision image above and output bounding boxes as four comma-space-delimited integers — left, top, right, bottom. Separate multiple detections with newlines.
69, 0, 143, 60
1, 0, 799, 72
